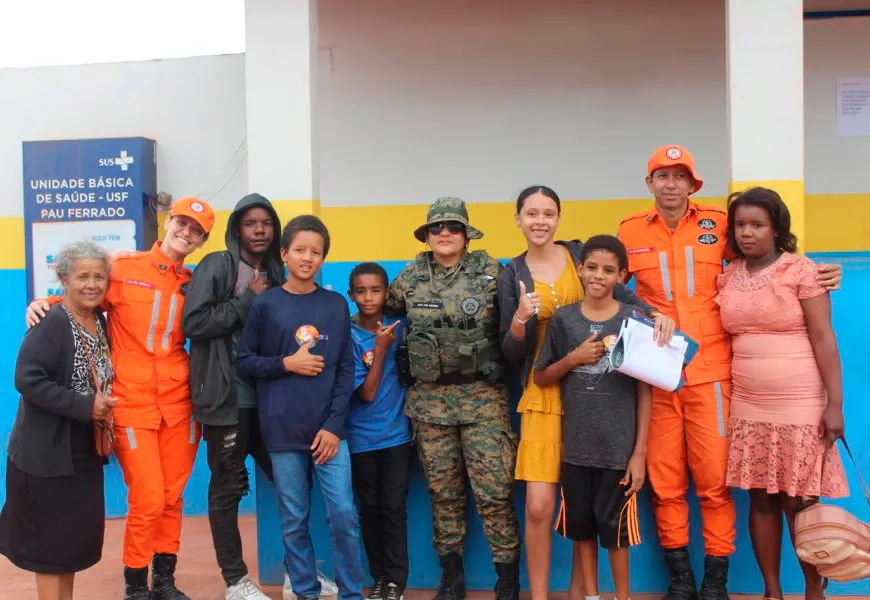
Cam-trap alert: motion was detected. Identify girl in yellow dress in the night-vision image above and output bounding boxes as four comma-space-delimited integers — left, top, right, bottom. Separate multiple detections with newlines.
498, 186, 664, 600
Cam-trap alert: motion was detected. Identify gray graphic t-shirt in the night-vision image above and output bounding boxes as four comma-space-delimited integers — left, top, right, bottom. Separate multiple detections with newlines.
535, 301, 644, 470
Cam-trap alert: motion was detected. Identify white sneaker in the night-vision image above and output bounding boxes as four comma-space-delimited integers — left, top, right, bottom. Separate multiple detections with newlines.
283, 572, 339, 600
226, 575, 271, 600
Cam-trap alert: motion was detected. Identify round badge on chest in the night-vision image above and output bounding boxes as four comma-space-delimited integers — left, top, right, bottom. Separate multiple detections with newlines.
461, 297, 481, 315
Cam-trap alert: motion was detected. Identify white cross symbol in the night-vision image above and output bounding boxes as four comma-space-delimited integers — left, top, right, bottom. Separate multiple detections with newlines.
116, 150, 135, 171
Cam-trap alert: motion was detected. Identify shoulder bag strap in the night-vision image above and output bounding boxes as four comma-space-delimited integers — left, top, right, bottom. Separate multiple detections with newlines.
840, 437, 870, 510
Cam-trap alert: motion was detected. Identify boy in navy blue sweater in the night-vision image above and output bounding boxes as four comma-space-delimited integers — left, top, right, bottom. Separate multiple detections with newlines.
237, 215, 363, 600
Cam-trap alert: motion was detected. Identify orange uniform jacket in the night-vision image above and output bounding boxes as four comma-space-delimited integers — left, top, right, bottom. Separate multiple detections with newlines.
48, 242, 192, 429
618, 201, 735, 386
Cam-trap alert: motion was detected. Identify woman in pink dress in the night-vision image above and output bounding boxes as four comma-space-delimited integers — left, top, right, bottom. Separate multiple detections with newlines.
716, 187, 848, 600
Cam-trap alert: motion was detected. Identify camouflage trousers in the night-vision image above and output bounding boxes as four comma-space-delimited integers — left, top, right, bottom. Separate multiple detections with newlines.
413, 416, 520, 562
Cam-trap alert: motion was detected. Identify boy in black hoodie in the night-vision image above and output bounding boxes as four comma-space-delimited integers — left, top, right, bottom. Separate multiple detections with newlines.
183, 193, 284, 600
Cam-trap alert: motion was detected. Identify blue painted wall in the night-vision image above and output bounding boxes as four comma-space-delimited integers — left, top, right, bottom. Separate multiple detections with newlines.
1, 253, 868, 594
255, 253, 870, 595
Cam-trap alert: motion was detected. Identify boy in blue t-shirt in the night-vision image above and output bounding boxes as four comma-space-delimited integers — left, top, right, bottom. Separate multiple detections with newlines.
237, 215, 363, 600
346, 262, 412, 600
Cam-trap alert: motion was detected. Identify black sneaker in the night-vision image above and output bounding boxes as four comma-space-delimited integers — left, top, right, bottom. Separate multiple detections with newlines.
385, 583, 404, 600
367, 577, 388, 600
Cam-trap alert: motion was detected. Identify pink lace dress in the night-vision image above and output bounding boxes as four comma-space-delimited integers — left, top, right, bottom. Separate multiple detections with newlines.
716, 252, 848, 498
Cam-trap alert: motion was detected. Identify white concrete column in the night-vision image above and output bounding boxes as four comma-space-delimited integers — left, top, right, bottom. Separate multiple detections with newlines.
245, 1, 319, 584
726, 0, 805, 247
245, 0, 319, 219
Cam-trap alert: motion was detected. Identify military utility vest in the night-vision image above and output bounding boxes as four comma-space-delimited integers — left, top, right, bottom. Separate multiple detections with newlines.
403, 250, 501, 383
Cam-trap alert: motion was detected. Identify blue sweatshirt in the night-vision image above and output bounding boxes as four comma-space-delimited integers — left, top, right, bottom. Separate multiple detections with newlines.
236, 285, 354, 452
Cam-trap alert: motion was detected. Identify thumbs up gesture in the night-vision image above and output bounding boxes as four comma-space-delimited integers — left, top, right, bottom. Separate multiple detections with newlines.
515, 280, 541, 323
283, 340, 325, 376
568, 331, 605, 367
249, 268, 270, 295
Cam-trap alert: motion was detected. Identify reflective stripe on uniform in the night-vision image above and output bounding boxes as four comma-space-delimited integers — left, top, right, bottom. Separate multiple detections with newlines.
146, 290, 162, 352
658, 251, 673, 301
126, 427, 137, 449
685, 246, 696, 297
714, 382, 725, 437
162, 293, 177, 350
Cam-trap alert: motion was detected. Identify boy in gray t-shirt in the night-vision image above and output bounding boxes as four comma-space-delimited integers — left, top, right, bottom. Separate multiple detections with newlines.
535, 235, 657, 600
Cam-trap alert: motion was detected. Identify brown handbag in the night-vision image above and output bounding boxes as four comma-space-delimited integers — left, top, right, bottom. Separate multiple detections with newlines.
71, 314, 115, 457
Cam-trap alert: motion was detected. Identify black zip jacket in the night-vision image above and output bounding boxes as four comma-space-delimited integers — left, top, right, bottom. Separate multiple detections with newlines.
182, 193, 284, 426
497, 239, 658, 388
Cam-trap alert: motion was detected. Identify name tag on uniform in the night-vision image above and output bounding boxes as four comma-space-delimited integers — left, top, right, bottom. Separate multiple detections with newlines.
628, 246, 655, 255
125, 279, 155, 289
413, 301, 443, 309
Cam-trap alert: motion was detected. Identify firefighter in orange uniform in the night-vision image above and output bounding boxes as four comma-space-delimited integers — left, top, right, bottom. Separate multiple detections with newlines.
27, 197, 215, 600
617, 146, 842, 600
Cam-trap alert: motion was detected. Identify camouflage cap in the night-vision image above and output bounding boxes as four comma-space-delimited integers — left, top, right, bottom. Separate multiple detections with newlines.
413, 197, 484, 243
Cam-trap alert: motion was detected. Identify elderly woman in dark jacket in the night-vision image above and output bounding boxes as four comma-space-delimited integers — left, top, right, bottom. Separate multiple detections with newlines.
0, 240, 115, 600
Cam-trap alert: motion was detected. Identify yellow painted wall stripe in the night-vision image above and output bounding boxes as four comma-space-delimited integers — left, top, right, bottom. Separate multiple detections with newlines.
1, 193, 867, 270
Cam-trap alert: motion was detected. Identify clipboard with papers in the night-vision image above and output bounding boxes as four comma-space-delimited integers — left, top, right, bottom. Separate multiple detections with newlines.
608, 316, 699, 392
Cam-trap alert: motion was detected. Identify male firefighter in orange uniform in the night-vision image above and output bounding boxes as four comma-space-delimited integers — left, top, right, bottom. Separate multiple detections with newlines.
27, 197, 216, 600
617, 146, 842, 600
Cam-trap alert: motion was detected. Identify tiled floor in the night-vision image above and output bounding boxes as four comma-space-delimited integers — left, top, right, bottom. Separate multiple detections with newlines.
0, 516, 863, 599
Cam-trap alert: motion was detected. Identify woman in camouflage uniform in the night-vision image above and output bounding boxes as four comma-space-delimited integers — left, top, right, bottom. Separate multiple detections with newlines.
385, 197, 520, 600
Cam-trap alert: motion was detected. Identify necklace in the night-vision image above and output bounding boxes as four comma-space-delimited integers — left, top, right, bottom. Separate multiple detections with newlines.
63, 301, 96, 329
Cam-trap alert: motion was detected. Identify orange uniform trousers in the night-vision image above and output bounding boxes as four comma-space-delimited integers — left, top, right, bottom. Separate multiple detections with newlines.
114, 418, 201, 568
647, 381, 735, 557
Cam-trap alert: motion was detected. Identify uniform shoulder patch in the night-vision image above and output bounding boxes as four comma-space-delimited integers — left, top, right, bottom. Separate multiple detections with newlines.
619, 210, 651, 226
113, 250, 142, 261
696, 204, 727, 216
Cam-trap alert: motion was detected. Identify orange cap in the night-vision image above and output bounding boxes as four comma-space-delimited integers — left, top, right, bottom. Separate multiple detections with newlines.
169, 196, 216, 235
647, 145, 704, 194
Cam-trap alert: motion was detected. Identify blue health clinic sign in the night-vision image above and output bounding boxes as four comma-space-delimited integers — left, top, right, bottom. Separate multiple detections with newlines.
22, 137, 157, 302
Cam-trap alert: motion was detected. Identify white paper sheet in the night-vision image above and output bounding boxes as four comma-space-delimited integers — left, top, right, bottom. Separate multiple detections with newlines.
837, 78, 870, 137
609, 317, 689, 392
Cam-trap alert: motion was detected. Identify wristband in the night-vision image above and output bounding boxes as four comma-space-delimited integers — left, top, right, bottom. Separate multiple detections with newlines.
514, 313, 529, 325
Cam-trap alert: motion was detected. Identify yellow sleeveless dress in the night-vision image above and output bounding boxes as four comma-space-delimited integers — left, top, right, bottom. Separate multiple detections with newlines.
514, 248, 583, 483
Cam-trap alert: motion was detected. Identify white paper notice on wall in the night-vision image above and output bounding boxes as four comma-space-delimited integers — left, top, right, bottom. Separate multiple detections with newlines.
837, 78, 870, 137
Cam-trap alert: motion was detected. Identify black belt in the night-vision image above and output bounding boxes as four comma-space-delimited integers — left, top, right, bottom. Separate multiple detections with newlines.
434, 373, 483, 386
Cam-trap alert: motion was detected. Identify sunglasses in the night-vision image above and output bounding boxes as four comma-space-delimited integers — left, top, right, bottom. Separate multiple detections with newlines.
427, 221, 465, 236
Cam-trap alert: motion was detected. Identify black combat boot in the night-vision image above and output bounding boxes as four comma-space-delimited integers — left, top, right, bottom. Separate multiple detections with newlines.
123, 566, 151, 600
699, 556, 729, 600
493, 560, 520, 600
151, 553, 190, 600
663, 548, 699, 600
432, 552, 466, 600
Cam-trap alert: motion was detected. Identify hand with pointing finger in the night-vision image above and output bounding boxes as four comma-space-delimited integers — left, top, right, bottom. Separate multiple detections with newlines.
283, 340, 325, 376
374, 320, 401, 352
568, 331, 605, 367
515, 281, 541, 323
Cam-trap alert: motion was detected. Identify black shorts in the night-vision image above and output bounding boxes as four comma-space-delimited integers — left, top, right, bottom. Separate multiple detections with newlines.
556, 462, 641, 549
